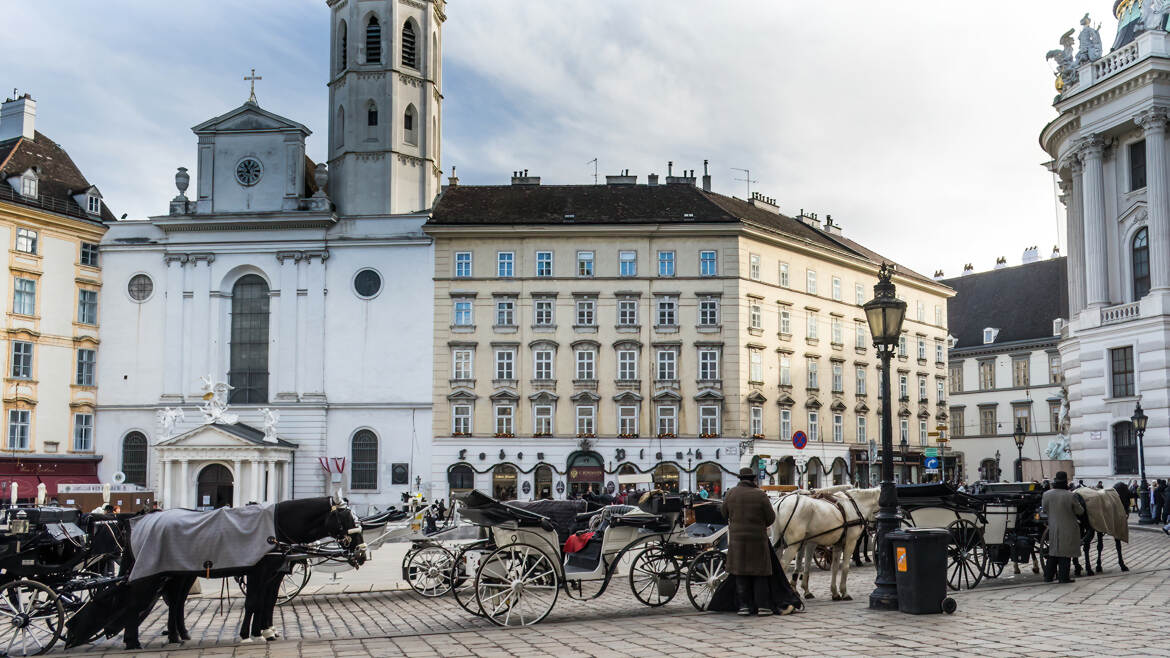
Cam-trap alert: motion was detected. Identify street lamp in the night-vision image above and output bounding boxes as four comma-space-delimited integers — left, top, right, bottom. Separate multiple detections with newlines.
863, 263, 907, 611
1013, 421, 1027, 482
994, 449, 1002, 482
1133, 401, 1152, 523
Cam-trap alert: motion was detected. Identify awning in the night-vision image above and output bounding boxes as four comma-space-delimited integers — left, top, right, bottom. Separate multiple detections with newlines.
0, 475, 100, 499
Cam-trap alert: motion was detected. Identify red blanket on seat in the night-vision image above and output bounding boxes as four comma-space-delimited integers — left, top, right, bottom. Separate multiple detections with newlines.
564, 531, 595, 554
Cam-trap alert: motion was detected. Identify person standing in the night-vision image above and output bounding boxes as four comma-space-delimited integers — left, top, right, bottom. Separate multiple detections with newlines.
1156, 480, 1168, 524
1042, 471, 1083, 584
722, 467, 781, 615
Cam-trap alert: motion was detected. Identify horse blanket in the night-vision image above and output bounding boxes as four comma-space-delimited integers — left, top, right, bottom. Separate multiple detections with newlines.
127, 505, 276, 581
1074, 488, 1129, 543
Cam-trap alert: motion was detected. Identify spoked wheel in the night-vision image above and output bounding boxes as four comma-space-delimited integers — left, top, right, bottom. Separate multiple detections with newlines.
813, 545, 832, 571
628, 546, 681, 607
983, 556, 1006, 579
405, 545, 455, 597
475, 544, 559, 627
452, 543, 489, 617
0, 580, 65, 656
685, 550, 727, 611
946, 519, 987, 591
277, 560, 312, 605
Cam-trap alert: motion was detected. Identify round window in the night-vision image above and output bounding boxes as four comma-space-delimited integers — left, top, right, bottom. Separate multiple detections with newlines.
235, 157, 263, 186
127, 274, 154, 302
354, 269, 382, 298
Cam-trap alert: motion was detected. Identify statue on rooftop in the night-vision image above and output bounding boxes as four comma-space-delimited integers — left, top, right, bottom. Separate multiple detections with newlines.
1047, 29, 1078, 92
1140, 0, 1168, 32
1077, 14, 1103, 64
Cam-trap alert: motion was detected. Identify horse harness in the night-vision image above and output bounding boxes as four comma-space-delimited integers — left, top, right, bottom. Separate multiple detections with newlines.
778, 490, 867, 551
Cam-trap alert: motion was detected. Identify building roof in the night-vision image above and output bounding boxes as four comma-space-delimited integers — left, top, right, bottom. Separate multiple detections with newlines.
941, 257, 1068, 350
0, 131, 115, 224
429, 183, 940, 286
214, 422, 297, 449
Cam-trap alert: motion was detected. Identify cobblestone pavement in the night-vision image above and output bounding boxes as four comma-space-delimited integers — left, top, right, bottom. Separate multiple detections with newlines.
59, 526, 1170, 657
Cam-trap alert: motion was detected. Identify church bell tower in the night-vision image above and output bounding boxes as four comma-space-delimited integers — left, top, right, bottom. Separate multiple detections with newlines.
326, 0, 444, 215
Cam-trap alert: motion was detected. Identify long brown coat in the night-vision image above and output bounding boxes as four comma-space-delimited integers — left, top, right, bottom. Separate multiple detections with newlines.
721, 480, 776, 576
1042, 487, 1084, 558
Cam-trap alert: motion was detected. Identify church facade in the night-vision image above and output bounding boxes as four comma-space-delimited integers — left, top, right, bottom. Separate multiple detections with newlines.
94, 0, 442, 509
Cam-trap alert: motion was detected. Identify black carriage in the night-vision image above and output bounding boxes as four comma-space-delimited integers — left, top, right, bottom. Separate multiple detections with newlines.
970, 482, 1048, 580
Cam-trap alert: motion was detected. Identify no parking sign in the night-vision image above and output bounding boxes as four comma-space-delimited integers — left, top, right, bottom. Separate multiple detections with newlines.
792, 431, 808, 450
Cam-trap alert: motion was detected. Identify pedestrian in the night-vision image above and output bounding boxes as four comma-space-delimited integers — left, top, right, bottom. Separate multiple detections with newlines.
1162, 484, 1170, 526
722, 467, 788, 616
1155, 480, 1167, 523
698, 485, 709, 500
436, 498, 446, 522
1095, 481, 1104, 490
1041, 471, 1083, 584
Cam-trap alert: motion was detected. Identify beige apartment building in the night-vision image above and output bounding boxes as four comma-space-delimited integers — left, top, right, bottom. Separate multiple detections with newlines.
426, 172, 952, 501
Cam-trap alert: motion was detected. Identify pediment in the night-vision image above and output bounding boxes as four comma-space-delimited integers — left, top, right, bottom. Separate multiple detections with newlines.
776, 393, 795, 408
694, 388, 725, 402
156, 423, 271, 448
745, 390, 768, 404
192, 103, 311, 136
528, 391, 559, 403
613, 391, 643, 403
830, 399, 847, 412
570, 391, 601, 402
653, 389, 683, 402
1118, 201, 1147, 228
805, 397, 822, 410
854, 401, 870, 413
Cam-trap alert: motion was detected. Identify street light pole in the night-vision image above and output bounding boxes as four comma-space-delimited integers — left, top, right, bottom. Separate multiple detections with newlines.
863, 263, 907, 611
1013, 421, 1026, 483
1133, 402, 1152, 524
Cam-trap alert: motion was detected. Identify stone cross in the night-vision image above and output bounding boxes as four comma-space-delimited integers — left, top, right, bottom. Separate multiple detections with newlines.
245, 68, 262, 104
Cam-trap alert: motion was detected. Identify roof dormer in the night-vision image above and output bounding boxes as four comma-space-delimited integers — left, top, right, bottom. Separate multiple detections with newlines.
8, 167, 38, 199
982, 327, 1000, 344
72, 185, 102, 216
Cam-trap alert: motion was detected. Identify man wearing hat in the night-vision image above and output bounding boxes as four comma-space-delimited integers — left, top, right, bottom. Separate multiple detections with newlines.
1041, 471, 1083, 583
721, 466, 779, 615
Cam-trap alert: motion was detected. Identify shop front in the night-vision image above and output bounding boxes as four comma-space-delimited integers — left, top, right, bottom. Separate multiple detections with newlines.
492, 464, 518, 500
566, 451, 603, 497
695, 462, 723, 496
653, 463, 681, 493
0, 455, 101, 501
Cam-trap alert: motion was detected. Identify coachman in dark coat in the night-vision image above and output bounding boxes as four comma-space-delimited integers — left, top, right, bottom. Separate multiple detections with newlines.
1041, 471, 1083, 583
719, 467, 799, 615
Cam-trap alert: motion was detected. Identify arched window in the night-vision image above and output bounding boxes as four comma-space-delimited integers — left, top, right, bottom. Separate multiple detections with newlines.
1113, 421, 1138, 475
229, 274, 269, 404
121, 432, 147, 486
653, 464, 680, 493
401, 20, 418, 69
806, 457, 823, 489
335, 106, 345, 148
403, 104, 418, 145
367, 101, 378, 127
351, 430, 378, 490
337, 20, 348, 71
979, 458, 999, 481
365, 16, 382, 63
535, 465, 553, 500
449, 464, 474, 494
1133, 227, 1150, 301
492, 464, 517, 500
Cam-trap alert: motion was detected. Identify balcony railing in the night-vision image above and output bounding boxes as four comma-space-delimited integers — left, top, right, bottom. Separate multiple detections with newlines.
1102, 301, 1141, 325
1094, 41, 1140, 81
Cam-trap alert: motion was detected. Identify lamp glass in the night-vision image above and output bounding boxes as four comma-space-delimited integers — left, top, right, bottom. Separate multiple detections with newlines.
864, 302, 906, 345
1132, 404, 1148, 433
1013, 421, 1026, 449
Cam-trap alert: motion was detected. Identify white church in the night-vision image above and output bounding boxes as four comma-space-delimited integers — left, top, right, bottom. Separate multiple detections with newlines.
95, 0, 442, 509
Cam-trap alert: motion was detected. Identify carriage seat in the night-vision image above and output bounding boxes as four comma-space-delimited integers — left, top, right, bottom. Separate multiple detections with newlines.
609, 511, 671, 531
507, 499, 587, 543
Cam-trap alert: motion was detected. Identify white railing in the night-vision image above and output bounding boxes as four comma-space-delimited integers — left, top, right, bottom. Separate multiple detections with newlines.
1094, 41, 1140, 81
1102, 301, 1141, 325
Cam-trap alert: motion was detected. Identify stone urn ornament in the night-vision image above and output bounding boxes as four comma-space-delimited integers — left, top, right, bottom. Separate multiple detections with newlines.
174, 167, 190, 198
313, 163, 329, 197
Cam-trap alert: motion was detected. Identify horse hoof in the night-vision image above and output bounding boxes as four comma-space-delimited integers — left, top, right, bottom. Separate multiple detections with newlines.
804, 592, 815, 599
125, 644, 142, 651
1121, 565, 1130, 572
842, 595, 853, 601
181, 632, 191, 641
831, 594, 841, 601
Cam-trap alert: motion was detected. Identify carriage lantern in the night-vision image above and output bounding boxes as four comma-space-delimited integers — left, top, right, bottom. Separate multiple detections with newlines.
1012, 421, 1027, 482
862, 263, 906, 611
1133, 401, 1152, 523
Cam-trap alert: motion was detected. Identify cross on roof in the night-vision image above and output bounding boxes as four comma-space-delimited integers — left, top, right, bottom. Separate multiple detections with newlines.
244, 68, 262, 104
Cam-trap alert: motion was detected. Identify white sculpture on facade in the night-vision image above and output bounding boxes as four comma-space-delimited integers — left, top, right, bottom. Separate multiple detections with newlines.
1047, 29, 1079, 92
198, 375, 238, 425
1077, 14, 1103, 64
1046, 387, 1073, 460
259, 408, 280, 443
1140, 0, 1168, 32
156, 407, 185, 439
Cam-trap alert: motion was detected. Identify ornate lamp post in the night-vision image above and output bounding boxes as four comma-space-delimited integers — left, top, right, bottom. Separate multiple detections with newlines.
899, 437, 909, 483
1013, 421, 1027, 482
863, 263, 907, 611
1134, 402, 1152, 523
994, 449, 1002, 482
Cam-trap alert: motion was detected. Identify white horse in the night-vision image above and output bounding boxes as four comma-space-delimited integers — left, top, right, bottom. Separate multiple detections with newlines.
772, 487, 880, 601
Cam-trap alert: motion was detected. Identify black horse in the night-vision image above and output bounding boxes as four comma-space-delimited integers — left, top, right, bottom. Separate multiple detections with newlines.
1071, 484, 1130, 577
65, 494, 365, 650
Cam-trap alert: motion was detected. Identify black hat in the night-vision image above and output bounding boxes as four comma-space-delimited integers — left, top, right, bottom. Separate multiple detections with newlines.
1054, 471, 1068, 483
738, 467, 756, 480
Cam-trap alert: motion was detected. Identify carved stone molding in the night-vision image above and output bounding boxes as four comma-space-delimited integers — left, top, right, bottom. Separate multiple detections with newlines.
163, 253, 188, 265
399, 73, 423, 88
400, 0, 426, 9
1076, 134, 1107, 160
275, 251, 304, 264
1135, 106, 1170, 134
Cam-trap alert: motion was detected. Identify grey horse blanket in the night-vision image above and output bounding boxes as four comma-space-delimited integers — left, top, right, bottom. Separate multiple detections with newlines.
1074, 488, 1129, 543
128, 505, 276, 582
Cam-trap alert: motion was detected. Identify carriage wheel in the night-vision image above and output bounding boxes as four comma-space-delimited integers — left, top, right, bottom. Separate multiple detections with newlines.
983, 556, 1006, 579
0, 580, 65, 656
277, 560, 312, 605
628, 547, 681, 607
945, 519, 987, 591
685, 550, 727, 611
452, 544, 489, 617
475, 544, 559, 627
406, 545, 455, 597
813, 545, 832, 571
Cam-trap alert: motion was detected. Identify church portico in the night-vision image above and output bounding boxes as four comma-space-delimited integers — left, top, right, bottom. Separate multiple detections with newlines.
154, 422, 295, 509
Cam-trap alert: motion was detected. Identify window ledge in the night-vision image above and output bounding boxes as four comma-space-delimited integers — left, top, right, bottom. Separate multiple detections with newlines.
695, 379, 723, 389
778, 332, 792, 341
748, 327, 764, 337
10, 313, 39, 321
806, 338, 820, 346
491, 379, 518, 388
4, 377, 37, 384
831, 342, 843, 350
448, 378, 476, 387
530, 325, 557, 332
615, 380, 642, 388
616, 325, 641, 333
654, 379, 679, 388
654, 325, 680, 334
572, 379, 599, 389
572, 325, 599, 333
492, 324, 518, 333
450, 325, 476, 333
696, 325, 722, 333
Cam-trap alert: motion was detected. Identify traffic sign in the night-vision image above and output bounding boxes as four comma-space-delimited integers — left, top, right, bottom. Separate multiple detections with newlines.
792, 431, 808, 450
794, 452, 808, 469
924, 447, 938, 457
927, 432, 940, 437
924, 456, 940, 470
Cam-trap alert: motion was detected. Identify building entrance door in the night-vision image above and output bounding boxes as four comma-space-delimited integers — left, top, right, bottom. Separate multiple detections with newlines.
197, 464, 233, 509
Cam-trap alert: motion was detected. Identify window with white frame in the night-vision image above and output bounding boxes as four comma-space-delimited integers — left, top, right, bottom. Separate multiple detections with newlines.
935, 305, 943, 325
780, 355, 791, 386
916, 301, 925, 322
750, 406, 763, 436
454, 252, 472, 277
453, 350, 473, 380
576, 405, 596, 435
13, 278, 35, 316
575, 349, 596, 380
494, 405, 514, 435
10, 341, 32, 379
806, 269, 817, 294
779, 262, 790, 287
698, 297, 719, 326
535, 251, 553, 277
618, 405, 639, 436
657, 349, 677, 381
831, 317, 843, 344
78, 290, 98, 325
918, 376, 927, 401
1048, 352, 1062, 383
856, 283, 865, 305
749, 349, 763, 383
899, 374, 908, 399
856, 415, 867, 443
749, 254, 761, 280
831, 277, 841, 301
806, 312, 818, 340
657, 405, 677, 436
618, 298, 638, 326
494, 349, 515, 380
453, 300, 473, 326
750, 303, 762, 330
658, 250, 675, 277
617, 350, 638, 380
657, 296, 678, 326
577, 251, 594, 277
700, 250, 717, 276
76, 348, 96, 386
8, 410, 29, 450
919, 419, 928, 446
533, 405, 553, 435
808, 411, 819, 442
19, 176, 36, 199
698, 349, 719, 380
936, 379, 945, 401
917, 338, 926, 361
856, 323, 867, 349
534, 350, 553, 380
898, 335, 907, 357
619, 250, 637, 277
832, 413, 843, 443
935, 342, 944, 363
452, 404, 471, 434
15, 228, 37, 254
699, 406, 720, 436
497, 252, 514, 278
80, 242, 99, 267
807, 358, 819, 388
576, 298, 596, 326
780, 308, 792, 335
73, 413, 94, 451
856, 366, 867, 395
495, 299, 515, 326
900, 418, 909, 444
780, 409, 792, 439
534, 298, 554, 326
832, 362, 843, 392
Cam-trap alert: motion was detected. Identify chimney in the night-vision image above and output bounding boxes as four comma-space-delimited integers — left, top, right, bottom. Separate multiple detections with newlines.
795, 208, 821, 228
823, 214, 843, 236
1051, 245, 1061, 258
666, 170, 696, 185
994, 256, 1007, 269
701, 159, 711, 192
448, 165, 459, 187
605, 169, 636, 185
0, 93, 36, 142
511, 169, 540, 186
647, 173, 659, 186
1021, 245, 1039, 264
962, 263, 974, 275
749, 191, 781, 215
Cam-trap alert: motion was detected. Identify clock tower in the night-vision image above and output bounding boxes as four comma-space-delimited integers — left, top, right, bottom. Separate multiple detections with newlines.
326, 0, 444, 216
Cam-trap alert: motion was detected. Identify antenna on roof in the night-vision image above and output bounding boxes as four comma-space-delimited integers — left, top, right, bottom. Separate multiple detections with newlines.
730, 167, 758, 198
587, 158, 598, 185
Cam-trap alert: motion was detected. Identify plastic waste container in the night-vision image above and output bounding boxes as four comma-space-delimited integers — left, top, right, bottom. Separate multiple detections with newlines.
887, 528, 956, 614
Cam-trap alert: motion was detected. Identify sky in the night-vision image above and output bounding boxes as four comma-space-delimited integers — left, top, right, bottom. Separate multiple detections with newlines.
1, 1, 1123, 278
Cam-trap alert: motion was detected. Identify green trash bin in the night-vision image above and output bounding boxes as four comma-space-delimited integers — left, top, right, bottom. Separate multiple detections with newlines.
887, 528, 957, 615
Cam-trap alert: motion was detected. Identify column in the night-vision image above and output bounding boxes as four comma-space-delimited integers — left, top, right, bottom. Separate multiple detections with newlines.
265, 459, 276, 502
283, 459, 293, 500
1080, 136, 1110, 308
1138, 107, 1170, 291
275, 252, 301, 399
162, 255, 187, 398
232, 459, 242, 507
301, 251, 329, 400
252, 459, 261, 504
188, 255, 213, 393
1066, 160, 1087, 315
179, 459, 190, 509
158, 459, 168, 509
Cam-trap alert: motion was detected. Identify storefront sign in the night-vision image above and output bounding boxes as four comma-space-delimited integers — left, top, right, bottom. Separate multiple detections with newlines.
605, 481, 615, 494
521, 481, 531, 495
568, 466, 603, 482
556, 481, 565, 494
